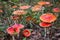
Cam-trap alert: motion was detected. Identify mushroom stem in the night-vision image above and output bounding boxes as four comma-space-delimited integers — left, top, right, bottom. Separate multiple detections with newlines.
44, 28, 47, 37
12, 36, 15, 40
41, 7, 45, 14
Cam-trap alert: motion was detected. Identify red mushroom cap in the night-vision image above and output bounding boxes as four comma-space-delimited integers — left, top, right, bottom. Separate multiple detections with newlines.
23, 29, 31, 37
40, 13, 57, 23
39, 22, 52, 28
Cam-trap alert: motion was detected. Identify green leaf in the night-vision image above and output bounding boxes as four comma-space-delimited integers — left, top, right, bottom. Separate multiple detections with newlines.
29, 21, 33, 28
23, 37, 26, 40
11, 0, 19, 3
0, 0, 2, 1
0, 25, 8, 31
24, 0, 30, 4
